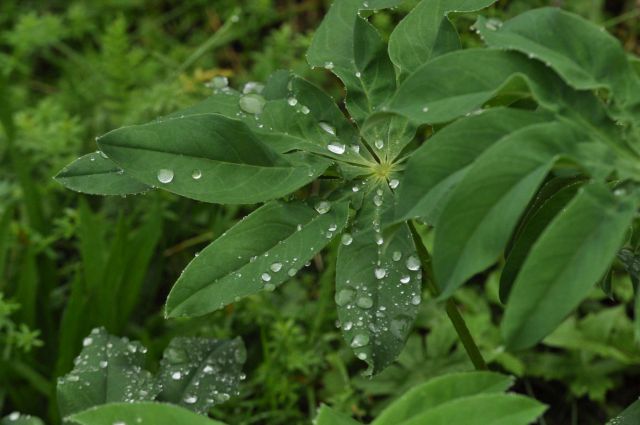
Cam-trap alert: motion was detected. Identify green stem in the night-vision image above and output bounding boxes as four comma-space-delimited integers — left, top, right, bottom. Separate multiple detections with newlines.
408, 221, 487, 371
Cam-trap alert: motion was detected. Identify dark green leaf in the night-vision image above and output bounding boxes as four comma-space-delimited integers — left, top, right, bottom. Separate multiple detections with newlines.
166, 200, 349, 318
502, 182, 636, 350
68, 403, 227, 425
608, 399, 640, 425
0, 414, 44, 425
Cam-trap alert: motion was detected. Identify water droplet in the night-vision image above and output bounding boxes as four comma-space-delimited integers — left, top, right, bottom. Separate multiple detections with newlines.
390, 316, 410, 339
327, 142, 346, 155
242, 81, 264, 94
319, 121, 336, 136
300, 105, 310, 114
352, 185, 360, 192
392, 251, 402, 261
230, 14, 240, 23
83, 337, 93, 347
357, 352, 367, 360
203, 365, 214, 374
99, 360, 108, 368
264, 283, 276, 291
389, 179, 399, 189
400, 275, 411, 284
171, 371, 182, 380
374, 268, 386, 279
343, 321, 353, 331
355, 71, 362, 78
341, 233, 353, 246
8, 413, 20, 421
324, 61, 334, 70
211, 76, 229, 89
239, 94, 266, 114
335, 288, 355, 306
351, 333, 370, 348
373, 195, 383, 207
191, 169, 202, 180
374, 139, 384, 149
356, 296, 373, 309
375, 234, 383, 246
485, 18, 502, 30
287, 268, 297, 277
328, 223, 338, 231
315, 201, 331, 214
184, 395, 198, 404
411, 294, 421, 305
422, 106, 430, 113
157, 169, 174, 184
287, 97, 298, 106
270, 262, 282, 272
406, 256, 420, 271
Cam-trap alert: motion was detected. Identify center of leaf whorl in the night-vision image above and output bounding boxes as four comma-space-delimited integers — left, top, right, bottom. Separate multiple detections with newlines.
371, 160, 395, 182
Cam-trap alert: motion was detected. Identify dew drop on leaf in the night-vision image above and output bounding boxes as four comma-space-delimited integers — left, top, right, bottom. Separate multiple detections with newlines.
356, 296, 373, 309
327, 142, 346, 155
400, 275, 411, 284
351, 334, 370, 348
157, 169, 174, 184
261, 273, 271, 282
300, 105, 310, 114
287, 97, 298, 106
374, 268, 386, 279
392, 251, 402, 261
335, 288, 355, 306
341, 233, 353, 246
238, 94, 266, 114
389, 179, 399, 189
242, 81, 264, 94
319, 121, 336, 136
270, 262, 282, 272
422, 106, 430, 113
406, 255, 420, 271
210, 76, 229, 89
191, 169, 202, 180
315, 201, 331, 214
374, 139, 384, 149
171, 371, 182, 380
184, 395, 198, 404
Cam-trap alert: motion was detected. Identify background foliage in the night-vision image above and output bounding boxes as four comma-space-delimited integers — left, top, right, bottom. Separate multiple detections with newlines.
1, 1, 639, 424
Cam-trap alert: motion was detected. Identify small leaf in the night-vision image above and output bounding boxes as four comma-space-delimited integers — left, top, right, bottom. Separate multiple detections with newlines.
55, 153, 150, 196
502, 182, 636, 350
166, 200, 349, 318
68, 402, 227, 425
57, 328, 160, 417
315, 406, 363, 425
608, 399, 640, 425
157, 337, 245, 413
373, 371, 514, 425
336, 186, 420, 374
388, 0, 498, 77
0, 413, 45, 425
97, 114, 330, 204
396, 108, 550, 224
361, 112, 417, 163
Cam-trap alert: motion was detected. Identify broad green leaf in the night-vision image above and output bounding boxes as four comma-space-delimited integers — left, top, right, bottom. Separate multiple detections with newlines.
373, 372, 513, 425
315, 406, 363, 425
97, 114, 330, 204
396, 108, 550, 224
502, 182, 636, 350
68, 402, 227, 425
388, 0, 498, 77
475, 8, 640, 109
361, 112, 416, 163
0, 414, 44, 425
307, 0, 396, 124
57, 328, 160, 417
608, 399, 640, 425
157, 337, 245, 413
55, 153, 150, 196
166, 199, 349, 318
433, 122, 606, 298
500, 181, 583, 302
335, 186, 420, 374
398, 393, 546, 425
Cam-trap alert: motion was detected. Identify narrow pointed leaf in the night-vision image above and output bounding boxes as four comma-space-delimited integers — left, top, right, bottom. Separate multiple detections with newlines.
57, 328, 160, 417
433, 122, 608, 298
336, 186, 420, 374
315, 406, 363, 425
361, 112, 417, 163
97, 114, 330, 204
388, 0, 498, 77
373, 372, 514, 425
157, 337, 245, 413
502, 182, 636, 350
608, 399, 640, 425
166, 200, 349, 318
55, 153, 150, 196
396, 108, 550, 224
68, 403, 227, 425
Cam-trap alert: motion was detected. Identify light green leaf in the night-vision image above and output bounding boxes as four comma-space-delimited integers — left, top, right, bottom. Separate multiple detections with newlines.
0, 414, 44, 425
475, 8, 640, 109
398, 393, 546, 425
57, 328, 160, 417
157, 337, 245, 413
396, 108, 550, 224
336, 186, 420, 374
608, 399, 640, 425
97, 114, 330, 204
373, 371, 513, 425
388, 0, 498, 77
68, 402, 227, 425
315, 405, 363, 425
55, 152, 150, 196
166, 199, 349, 318
361, 112, 416, 163
433, 121, 612, 299
307, 0, 396, 124
502, 182, 636, 350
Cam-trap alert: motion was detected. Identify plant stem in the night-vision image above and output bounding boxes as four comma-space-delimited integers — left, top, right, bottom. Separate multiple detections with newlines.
409, 221, 487, 371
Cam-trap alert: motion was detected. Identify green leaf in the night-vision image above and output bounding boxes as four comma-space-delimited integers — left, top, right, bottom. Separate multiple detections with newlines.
502, 182, 636, 350
396, 108, 550, 224
57, 328, 160, 417
433, 122, 606, 298
315, 405, 363, 425
97, 114, 330, 204
0, 414, 44, 425
68, 402, 227, 425
307, 0, 396, 124
166, 199, 349, 318
335, 186, 420, 374
475, 8, 640, 109
396, 393, 546, 425
55, 153, 150, 196
361, 112, 417, 163
608, 399, 640, 425
373, 371, 513, 425
500, 180, 583, 302
388, 0, 498, 77
157, 337, 245, 413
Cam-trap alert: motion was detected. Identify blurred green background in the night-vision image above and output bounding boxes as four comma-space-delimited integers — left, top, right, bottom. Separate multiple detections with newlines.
1, 1, 639, 424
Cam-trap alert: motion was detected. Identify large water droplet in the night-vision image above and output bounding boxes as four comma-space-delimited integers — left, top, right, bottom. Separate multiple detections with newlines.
392, 251, 402, 261
400, 275, 411, 284
351, 333, 370, 348
375, 234, 384, 246
406, 255, 420, 271
301, 105, 310, 114
389, 179, 399, 189
184, 395, 198, 404
239, 94, 266, 114
324, 61, 334, 70
157, 169, 174, 184
374, 268, 386, 279
287, 97, 298, 106
327, 142, 346, 155
319, 121, 336, 136
270, 262, 282, 272
261, 273, 271, 282
335, 288, 355, 306
242, 81, 264, 94
374, 139, 384, 149
373, 195, 383, 207
191, 169, 202, 180
315, 201, 331, 214
211, 76, 229, 89
356, 296, 373, 309
341, 233, 353, 246
171, 371, 182, 380
390, 316, 411, 339
411, 294, 421, 305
